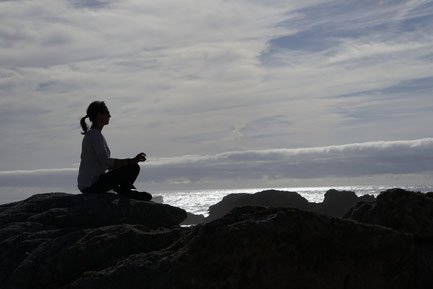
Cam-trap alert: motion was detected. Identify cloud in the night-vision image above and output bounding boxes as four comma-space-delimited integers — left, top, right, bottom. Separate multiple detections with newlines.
141, 138, 433, 184
0, 168, 78, 188
0, 0, 432, 180
3, 138, 431, 192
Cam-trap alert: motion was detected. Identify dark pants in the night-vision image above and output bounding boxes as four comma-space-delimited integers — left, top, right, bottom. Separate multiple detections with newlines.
81, 164, 140, 194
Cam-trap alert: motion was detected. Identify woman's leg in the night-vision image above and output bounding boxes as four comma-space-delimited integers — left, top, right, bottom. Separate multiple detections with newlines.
110, 164, 140, 191
90, 164, 140, 193
85, 164, 151, 200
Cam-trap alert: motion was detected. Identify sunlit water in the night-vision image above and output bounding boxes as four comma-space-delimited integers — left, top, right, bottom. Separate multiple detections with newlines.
153, 185, 433, 217
1, 185, 433, 217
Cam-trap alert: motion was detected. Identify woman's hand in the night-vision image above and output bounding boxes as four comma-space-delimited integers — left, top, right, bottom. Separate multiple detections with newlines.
133, 152, 147, 163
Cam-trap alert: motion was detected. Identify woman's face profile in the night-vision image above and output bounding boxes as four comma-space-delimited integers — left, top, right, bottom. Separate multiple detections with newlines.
97, 106, 111, 125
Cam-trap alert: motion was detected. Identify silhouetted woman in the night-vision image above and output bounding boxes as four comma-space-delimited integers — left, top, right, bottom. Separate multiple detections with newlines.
77, 101, 152, 201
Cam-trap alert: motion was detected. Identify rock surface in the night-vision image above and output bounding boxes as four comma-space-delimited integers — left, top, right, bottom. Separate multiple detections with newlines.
68, 206, 432, 289
181, 212, 206, 225
345, 188, 433, 239
2, 189, 433, 289
0, 193, 186, 229
0, 193, 187, 289
206, 189, 375, 221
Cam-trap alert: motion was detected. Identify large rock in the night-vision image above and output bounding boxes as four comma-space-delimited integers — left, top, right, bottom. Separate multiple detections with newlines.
322, 189, 371, 217
0, 192, 187, 289
206, 189, 375, 221
181, 212, 206, 225
3, 189, 433, 289
207, 189, 310, 221
345, 188, 433, 239
68, 206, 432, 289
0, 193, 186, 229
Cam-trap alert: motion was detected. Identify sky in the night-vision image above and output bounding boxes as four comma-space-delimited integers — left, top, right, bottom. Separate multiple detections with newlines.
1, 0, 433, 198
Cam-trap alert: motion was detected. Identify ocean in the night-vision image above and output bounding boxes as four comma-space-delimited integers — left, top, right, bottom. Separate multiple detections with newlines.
150, 184, 433, 216
2, 185, 433, 217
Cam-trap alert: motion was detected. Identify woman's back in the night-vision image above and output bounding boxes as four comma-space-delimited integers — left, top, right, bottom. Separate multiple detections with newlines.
77, 129, 114, 190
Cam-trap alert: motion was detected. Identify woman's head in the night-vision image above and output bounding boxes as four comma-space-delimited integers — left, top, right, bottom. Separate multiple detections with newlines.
80, 101, 111, 134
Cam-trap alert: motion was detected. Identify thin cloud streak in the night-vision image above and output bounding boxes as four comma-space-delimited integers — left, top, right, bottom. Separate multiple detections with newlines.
1, 139, 432, 190
142, 138, 433, 182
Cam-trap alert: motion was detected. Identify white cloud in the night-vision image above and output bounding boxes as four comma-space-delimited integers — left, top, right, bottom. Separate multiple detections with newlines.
0, 0, 432, 183
141, 138, 433, 183
2, 138, 432, 193
325, 41, 428, 64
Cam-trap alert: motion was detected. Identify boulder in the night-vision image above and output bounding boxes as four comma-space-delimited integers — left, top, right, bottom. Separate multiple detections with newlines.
181, 212, 206, 226
321, 189, 358, 217
206, 189, 375, 222
68, 206, 432, 289
207, 190, 310, 221
0, 192, 187, 289
0, 192, 186, 229
4, 225, 187, 289
4, 189, 433, 289
151, 195, 164, 203
345, 188, 433, 239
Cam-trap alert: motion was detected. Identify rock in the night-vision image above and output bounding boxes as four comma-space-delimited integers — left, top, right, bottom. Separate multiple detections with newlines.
151, 195, 164, 203
0, 192, 187, 289
4, 188, 433, 289
67, 206, 432, 289
345, 188, 433, 239
181, 212, 206, 226
425, 192, 433, 199
207, 190, 310, 221
206, 189, 375, 222
0, 192, 186, 229
5, 225, 187, 289
321, 189, 358, 217
358, 194, 376, 202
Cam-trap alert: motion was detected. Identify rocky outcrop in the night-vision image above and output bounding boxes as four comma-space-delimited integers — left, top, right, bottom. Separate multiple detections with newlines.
0, 193, 187, 289
181, 212, 206, 225
206, 189, 375, 221
207, 189, 310, 221
345, 188, 433, 239
322, 189, 375, 217
2, 189, 433, 289
0, 193, 186, 229
68, 206, 432, 289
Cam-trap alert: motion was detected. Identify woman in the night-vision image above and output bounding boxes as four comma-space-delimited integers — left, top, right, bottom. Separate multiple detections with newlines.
77, 101, 152, 201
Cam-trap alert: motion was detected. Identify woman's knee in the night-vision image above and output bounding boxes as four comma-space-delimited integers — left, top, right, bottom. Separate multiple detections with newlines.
127, 163, 140, 175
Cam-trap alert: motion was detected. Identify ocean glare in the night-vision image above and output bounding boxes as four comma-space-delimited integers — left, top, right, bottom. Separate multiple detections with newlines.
1, 185, 433, 217
153, 185, 433, 217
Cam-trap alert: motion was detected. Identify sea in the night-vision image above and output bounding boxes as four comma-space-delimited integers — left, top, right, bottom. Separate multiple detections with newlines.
143, 184, 433, 217
1, 185, 433, 217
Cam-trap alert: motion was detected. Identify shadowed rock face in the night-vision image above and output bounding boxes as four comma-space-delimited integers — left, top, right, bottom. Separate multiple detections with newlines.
345, 188, 433, 239
207, 190, 310, 221
2, 189, 433, 289
0, 193, 186, 229
0, 193, 187, 289
205, 189, 375, 222
68, 206, 432, 289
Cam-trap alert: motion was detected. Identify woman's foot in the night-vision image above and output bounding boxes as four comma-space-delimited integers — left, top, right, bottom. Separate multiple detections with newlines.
117, 189, 152, 201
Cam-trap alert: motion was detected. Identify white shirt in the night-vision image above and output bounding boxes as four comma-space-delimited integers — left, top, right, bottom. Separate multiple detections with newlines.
77, 129, 117, 190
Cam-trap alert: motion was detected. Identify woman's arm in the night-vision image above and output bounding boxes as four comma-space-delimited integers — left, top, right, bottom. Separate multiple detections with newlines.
112, 158, 132, 169
90, 131, 146, 170
111, 153, 146, 169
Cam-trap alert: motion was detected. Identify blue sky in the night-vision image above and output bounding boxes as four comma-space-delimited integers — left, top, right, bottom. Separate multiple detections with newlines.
1, 0, 433, 196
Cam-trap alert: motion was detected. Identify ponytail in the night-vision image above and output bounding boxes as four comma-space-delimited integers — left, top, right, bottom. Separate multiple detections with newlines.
80, 115, 89, 135
80, 101, 107, 135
